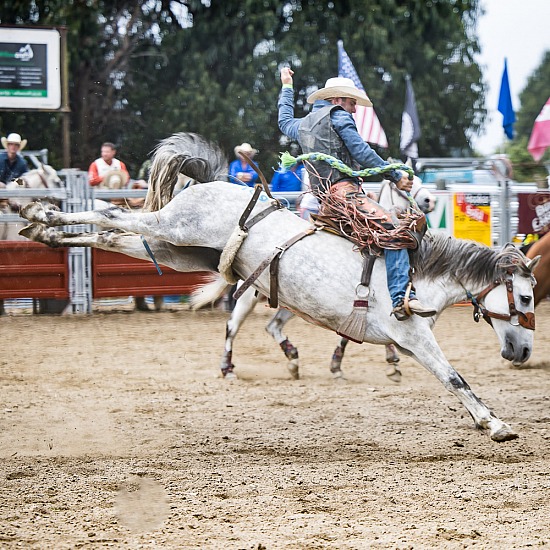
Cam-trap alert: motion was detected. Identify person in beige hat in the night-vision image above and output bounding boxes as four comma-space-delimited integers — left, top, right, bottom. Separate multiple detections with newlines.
88, 142, 130, 188
278, 67, 435, 321
0, 133, 29, 184
228, 142, 259, 186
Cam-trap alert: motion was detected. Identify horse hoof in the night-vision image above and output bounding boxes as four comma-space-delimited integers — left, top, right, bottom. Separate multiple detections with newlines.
21, 202, 47, 224
287, 360, 300, 380
224, 371, 238, 381
490, 425, 519, 442
19, 223, 43, 241
385, 365, 402, 383
332, 370, 347, 383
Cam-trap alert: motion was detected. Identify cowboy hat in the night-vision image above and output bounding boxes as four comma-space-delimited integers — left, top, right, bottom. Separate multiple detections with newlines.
234, 142, 258, 157
1, 133, 27, 150
307, 77, 373, 107
102, 169, 129, 189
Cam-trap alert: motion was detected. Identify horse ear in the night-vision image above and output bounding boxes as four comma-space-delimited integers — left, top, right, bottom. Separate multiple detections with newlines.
526, 255, 541, 273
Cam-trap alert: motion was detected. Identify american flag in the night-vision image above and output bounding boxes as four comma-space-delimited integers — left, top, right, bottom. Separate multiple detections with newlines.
338, 40, 388, 149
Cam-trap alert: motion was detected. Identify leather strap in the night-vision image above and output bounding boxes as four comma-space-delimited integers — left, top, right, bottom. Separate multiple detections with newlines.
238, 185, 262, 230
244, 202, 283, 231
239, 152, 276, 200
234, 228, 317, 305
360, 253, 376, 287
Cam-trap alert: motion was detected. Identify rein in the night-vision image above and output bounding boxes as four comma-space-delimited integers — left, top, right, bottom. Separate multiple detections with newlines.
467, 275, 535, 330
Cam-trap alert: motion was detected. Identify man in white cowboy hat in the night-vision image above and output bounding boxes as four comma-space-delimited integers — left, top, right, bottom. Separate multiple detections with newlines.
278, 67, 435, 320
0, 133, 29, 184
228, 142, 259, 186
88, 141, 130, 189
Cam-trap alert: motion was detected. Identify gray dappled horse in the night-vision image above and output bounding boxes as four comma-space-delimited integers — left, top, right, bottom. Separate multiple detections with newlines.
18, 133, 539, 442
190, 176, 436, 382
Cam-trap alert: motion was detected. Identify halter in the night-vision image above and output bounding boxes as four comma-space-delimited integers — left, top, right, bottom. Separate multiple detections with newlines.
468, 273, 535, 330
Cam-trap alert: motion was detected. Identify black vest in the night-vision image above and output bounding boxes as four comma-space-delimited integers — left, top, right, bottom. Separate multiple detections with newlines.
298, 105, 355, 193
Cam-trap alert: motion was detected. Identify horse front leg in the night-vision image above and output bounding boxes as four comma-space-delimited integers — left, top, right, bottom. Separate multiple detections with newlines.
221, 285, 260, 380
265, 309, 299, 379
384, 344, 402, 383
398, 330, 518, 442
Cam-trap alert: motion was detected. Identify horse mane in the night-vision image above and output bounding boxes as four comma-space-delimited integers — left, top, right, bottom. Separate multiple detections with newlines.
143, 132, 228, 212
413, 232, 532, 286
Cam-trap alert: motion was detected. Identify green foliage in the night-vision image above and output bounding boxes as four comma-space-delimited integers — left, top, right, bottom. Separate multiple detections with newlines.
516, 51, 550, 142
506, 51, 550, 179
0, 0, 486, 175
506, 137, 548, 184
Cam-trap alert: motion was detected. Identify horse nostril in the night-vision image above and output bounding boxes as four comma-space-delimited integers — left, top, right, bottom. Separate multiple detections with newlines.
521, 347, 530, 363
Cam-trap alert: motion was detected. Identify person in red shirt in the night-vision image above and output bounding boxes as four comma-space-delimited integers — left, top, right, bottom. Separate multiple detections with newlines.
88, 142, 130, 187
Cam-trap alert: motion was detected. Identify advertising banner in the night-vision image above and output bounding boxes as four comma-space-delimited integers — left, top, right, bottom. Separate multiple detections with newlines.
0, 27, 61, 110
453, 193, 491, 246
517, 193, 550, 236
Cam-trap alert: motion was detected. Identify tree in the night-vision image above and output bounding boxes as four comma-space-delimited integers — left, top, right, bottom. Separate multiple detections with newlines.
506, 50, 550, 180
1, 0, 486, 174
0, 1, 187, 171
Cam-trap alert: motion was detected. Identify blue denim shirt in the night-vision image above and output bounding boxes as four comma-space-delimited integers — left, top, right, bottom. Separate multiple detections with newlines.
0, 152, 28, 183
278, 86, 400, 182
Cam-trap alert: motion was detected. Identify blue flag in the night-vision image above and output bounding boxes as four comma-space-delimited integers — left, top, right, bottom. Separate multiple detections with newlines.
498, 58, 515, 140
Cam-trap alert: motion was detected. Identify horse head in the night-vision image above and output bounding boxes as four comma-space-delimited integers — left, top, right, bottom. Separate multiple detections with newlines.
40, 164, 62, 188
378, 176, 435, 215
410, 176, 435, 214
479, 245, 538, 366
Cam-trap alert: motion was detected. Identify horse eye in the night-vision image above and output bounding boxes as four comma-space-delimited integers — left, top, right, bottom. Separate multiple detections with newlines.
520, 295, 532, 306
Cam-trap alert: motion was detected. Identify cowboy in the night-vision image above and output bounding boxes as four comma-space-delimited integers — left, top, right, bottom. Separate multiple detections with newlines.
88, 142, 130, 188
228, 142, 259, 186
0, 133, 29, 184
278, 67, 435, 320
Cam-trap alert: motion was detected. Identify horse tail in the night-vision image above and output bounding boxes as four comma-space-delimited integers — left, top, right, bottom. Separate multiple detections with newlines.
189, 273, 231, 311
143, 132, 228, 212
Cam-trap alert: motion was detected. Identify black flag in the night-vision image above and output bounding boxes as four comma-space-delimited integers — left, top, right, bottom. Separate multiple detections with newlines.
400, 75, 421, 161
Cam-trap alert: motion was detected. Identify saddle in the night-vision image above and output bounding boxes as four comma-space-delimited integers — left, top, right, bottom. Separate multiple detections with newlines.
313, 180, 426, 253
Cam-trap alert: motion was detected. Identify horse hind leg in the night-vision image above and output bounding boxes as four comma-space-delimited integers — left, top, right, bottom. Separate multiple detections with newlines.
330, 337, 349, 381
265, 309, 299, 379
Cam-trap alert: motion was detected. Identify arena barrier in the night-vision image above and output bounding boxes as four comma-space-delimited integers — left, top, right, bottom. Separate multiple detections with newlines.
0, 169, 543, 313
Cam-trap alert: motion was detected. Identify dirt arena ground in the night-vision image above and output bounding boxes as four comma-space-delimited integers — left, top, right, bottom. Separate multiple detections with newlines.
1, 300, 549, 549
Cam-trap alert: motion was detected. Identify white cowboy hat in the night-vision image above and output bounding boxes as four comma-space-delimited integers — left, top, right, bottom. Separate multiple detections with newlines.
102, 169, 129, 189
234, 142, 258, 157
1, 133, 27, 150
307, 77, 373, 107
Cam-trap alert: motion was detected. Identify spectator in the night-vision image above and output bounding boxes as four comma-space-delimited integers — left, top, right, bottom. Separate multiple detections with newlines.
270, 161, 305, 192
228, 143, 258, 186
0, 133, 29, 184
88, 142, 130, 188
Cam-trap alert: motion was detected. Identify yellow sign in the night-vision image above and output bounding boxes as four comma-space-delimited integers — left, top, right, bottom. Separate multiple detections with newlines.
453, 193, 491, 245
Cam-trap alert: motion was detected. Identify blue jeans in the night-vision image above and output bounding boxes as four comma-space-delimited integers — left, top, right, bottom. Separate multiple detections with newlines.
384, 248, 415, 307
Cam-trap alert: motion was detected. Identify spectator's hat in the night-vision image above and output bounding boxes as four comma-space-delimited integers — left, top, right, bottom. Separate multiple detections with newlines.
307, 77, 373, 107
1, 133, 27, 150
102, 169, 129, 189
234, 142, 257, 157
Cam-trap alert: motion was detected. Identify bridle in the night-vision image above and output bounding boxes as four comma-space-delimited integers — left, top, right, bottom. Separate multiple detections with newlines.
468, 273, 535, 330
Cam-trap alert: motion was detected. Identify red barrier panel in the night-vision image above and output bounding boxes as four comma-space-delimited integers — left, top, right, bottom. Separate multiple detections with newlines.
0, 241, 69, 299
92, 249, 210, 298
